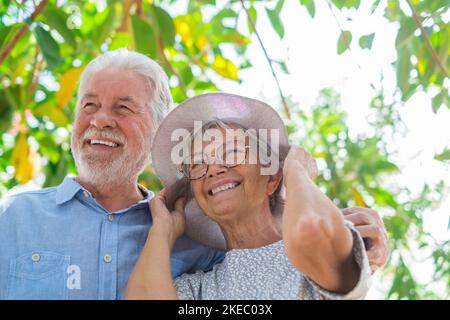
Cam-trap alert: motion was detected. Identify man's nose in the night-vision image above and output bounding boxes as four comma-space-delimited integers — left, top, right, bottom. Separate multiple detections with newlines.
90, 108, 117, 129
206, 164, 228, 178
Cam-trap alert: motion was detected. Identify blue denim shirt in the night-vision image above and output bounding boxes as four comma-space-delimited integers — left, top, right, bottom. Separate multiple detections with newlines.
0, 177, 225, 300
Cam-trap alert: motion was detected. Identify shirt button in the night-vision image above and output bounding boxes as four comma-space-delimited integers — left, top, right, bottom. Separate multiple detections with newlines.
83, 191, 89, 198
31, 253, 41, 262
103, 254, 112, 263
108, 215, 114, 222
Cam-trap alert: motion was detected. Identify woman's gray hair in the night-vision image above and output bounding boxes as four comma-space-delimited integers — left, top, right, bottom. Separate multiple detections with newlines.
76, 48, 173, 134
185, 119, 284, 213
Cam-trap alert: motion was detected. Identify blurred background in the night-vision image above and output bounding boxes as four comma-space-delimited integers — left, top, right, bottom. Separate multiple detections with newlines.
0, 0, 448, 299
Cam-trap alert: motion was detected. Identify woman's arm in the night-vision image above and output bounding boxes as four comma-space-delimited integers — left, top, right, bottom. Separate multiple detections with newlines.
282, 147, 360, 294
124, 191, 185, 299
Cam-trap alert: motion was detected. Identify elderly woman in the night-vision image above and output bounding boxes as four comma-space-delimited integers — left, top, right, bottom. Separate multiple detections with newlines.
125, 93, 372, 300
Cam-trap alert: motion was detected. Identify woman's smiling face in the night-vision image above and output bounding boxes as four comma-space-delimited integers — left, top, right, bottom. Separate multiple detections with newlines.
190, 126, 281, 223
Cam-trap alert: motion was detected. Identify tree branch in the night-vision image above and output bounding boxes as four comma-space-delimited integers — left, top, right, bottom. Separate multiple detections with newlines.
0, 0, 49, 65
406, 0, 448, 78
240, 0, 291, 120
25, 49, 44, 106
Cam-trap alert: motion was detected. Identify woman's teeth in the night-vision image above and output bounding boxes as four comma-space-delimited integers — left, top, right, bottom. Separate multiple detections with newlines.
210, 182, 240, 196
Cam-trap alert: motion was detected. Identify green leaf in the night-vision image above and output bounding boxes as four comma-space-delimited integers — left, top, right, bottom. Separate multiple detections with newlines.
109, 32, 131, 50
337, 31, 352, 54
432, 90, 448, 113
265, 8, 284, 39
359, 33, 375, 49
371, 0, 381, 13
0, 25, 13, 49
385, 0, 400, 22
274, 60, 289, 74
153, 6, 175, 47
387, 256, 417, 299
131, 15, 157, 57
434, 149, 450, 161
194, 81, 217, 91
0, 91, 14, 133
275, 0, 285, 14
247, 6, 257, 34
92, 7, 116, 46
180, 65, 194, 86
194, 0, 216, 4
42, 7, 77, 50
35, 134, 60, 164
370, 187, 399, 208
375, 160, 400, 173
395, 17, 416, 49
300, 0, 315, 18
214, 28, 250, 46
213, 8, 237, 20
396, 48, 413, 101
33, 103, 69, 127
331, 0, 360, 10
33, 25, 62, 70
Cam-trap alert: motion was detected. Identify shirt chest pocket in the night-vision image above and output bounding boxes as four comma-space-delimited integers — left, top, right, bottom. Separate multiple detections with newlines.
7, 251, 70, 300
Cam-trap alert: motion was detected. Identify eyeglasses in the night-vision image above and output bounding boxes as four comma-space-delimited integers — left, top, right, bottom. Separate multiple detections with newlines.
180, 143, 250, 180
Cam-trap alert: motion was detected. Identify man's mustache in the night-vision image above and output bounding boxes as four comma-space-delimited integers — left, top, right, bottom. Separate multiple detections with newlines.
79, 127, 127, 147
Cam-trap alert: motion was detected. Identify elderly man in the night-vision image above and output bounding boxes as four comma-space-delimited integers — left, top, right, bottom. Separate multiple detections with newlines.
0, 49, 388, 299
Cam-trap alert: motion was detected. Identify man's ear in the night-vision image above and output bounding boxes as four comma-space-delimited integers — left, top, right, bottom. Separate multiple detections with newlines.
267, 169, 283, 196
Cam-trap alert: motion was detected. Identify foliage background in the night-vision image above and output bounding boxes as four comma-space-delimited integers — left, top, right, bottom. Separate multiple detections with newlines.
0, 0, 448, 299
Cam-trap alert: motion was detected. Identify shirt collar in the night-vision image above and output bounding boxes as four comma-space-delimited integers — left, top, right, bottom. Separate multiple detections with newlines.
55, 176, 154, 207
55, 176, 83, 205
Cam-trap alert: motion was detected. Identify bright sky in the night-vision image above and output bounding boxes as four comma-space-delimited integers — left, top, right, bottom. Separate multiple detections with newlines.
210, 0, 449, 298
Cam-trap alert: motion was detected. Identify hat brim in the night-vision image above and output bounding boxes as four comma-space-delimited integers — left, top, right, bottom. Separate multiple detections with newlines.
151, 92, 288, 250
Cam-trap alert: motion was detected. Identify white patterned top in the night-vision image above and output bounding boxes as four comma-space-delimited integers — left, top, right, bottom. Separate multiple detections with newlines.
174, 221, 371, 300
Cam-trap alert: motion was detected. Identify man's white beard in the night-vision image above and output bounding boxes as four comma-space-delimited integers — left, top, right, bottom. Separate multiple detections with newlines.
73, 151, 144, 189
71, 130, 150, 189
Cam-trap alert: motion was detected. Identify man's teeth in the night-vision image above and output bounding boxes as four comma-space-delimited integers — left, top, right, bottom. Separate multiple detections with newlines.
90, 139, 118, 147
211, 182, 240, 195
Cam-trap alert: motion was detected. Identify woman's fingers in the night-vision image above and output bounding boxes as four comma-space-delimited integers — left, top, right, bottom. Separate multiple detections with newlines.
156, 188, 168, 205
174, 197, 187, 215
284, 145, 318, 180
149, 189, 170, 218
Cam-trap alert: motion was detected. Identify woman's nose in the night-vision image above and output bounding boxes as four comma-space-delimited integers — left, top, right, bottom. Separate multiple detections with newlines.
206, 164, 228, 178
90, 108, 117, 129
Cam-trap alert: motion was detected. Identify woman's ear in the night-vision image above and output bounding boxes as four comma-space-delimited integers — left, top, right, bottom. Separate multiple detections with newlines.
267, 169, 283, 196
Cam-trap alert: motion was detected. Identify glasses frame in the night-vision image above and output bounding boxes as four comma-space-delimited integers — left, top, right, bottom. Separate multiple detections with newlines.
179, 145, 251, 180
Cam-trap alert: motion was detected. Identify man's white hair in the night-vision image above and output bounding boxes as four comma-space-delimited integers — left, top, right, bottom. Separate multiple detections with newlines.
76, 48, 173, 134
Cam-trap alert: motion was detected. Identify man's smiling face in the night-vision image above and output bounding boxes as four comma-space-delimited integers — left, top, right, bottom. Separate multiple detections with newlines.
71, 68, 154, 186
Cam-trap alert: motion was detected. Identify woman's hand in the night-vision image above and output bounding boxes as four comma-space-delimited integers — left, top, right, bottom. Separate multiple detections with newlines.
125, 189, 184, 300
282, 145, 360, 293
283, 145, 318, 183
149, 189, 186, 247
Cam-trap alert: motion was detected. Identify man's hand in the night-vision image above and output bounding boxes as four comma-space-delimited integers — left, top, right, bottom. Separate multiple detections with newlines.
342, 207, 389, 273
